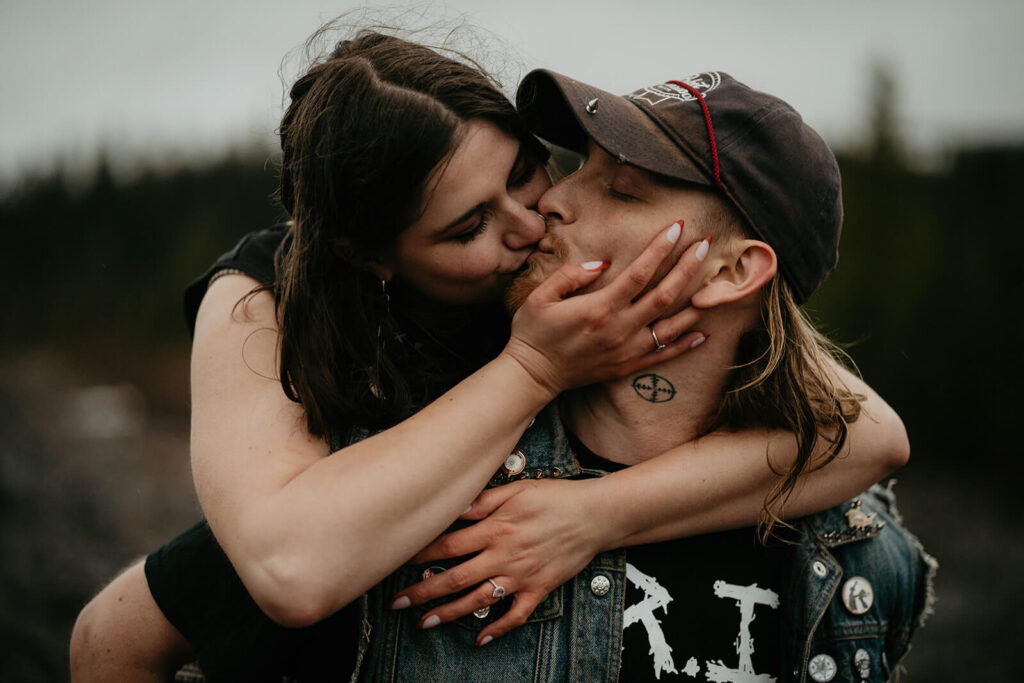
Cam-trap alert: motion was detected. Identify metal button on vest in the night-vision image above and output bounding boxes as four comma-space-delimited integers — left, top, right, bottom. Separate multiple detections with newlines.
503, 451, 526, 475
841, 576, 875, 615
812, 560, 828, 578
808, 653, 837, 682
590, 575, 611, 596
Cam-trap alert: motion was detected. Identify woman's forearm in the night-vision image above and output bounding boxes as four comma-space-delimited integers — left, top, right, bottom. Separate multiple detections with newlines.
593, 366, 908, 549
234, 356, 556, 626
191, 278, 557, 626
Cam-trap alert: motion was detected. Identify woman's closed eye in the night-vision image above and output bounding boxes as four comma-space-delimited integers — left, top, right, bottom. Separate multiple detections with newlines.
453, 209, 492, 244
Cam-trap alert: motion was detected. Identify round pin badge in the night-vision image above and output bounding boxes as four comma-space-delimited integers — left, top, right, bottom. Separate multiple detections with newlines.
503, 450, 526, 475
854, 648, 871, 679
808, 653, 837, 682
841, 576, 875, 615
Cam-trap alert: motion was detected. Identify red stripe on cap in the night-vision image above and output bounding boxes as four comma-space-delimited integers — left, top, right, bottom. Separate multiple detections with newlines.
666, 80, 722, 189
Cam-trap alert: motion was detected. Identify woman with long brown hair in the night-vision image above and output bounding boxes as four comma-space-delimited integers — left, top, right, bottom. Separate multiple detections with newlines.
70, 28, 907, 682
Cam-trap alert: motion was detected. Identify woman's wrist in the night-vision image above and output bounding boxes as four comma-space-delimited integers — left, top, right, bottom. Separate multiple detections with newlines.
494, 343, 567, 402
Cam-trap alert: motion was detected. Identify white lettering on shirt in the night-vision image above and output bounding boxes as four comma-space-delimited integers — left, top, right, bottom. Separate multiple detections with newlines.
705, 581, 780, 683
624, 562, 678, 680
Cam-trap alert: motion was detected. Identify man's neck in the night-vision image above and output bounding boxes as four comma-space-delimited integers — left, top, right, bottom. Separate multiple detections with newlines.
564, 323, 743, 464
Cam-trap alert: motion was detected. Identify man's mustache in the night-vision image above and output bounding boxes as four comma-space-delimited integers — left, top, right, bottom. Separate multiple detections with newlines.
504, 230, 571, 313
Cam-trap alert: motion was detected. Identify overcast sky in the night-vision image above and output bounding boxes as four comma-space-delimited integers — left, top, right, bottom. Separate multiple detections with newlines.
2, 0, 1022, 185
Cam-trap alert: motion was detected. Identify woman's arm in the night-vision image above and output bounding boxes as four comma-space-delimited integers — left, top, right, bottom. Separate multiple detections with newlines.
392, 366, 907, 643
192, 225, 706, 627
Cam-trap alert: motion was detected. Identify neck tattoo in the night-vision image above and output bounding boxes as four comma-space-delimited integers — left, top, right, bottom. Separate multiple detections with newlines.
632, 374, 676, 403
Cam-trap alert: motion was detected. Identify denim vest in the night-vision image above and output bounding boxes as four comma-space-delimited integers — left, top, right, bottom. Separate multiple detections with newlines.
333, 408, 936, 683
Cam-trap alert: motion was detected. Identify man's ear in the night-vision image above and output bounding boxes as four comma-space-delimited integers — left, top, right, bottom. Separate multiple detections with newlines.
691, 240, 777, 308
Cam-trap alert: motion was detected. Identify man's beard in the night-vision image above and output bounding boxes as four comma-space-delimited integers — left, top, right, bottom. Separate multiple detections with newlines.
504, 231, 571, 313
504, 260, 546, 312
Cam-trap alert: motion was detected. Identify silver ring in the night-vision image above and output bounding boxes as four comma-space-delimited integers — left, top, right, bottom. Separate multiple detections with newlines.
487, 578, 506, 599
535, 212, 545, 221
650, 327, 667, 351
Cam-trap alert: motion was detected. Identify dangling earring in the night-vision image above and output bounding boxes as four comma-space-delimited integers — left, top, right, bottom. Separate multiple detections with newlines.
370, 279, 390, 400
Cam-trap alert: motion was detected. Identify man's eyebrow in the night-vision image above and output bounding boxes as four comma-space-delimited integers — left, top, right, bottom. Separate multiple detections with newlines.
437, 203, 486, 236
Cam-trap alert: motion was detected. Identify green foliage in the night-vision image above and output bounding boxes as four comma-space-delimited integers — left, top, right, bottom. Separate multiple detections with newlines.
812, 144, 1024, 468
0, 153, 282, 350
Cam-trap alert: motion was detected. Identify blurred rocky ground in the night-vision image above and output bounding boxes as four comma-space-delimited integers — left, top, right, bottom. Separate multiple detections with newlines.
0, 350, 200, 681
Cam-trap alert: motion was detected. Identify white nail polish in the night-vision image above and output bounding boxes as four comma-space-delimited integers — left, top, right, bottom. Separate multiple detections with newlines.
463, 505, 473, 515
691, 335, 706, 349
391, 596, 411, 610
581, 261, 605, 271
695, 238, 710, 262
480, 635, 494, 646
666, 222, 681, 244
422, 615, 441, 629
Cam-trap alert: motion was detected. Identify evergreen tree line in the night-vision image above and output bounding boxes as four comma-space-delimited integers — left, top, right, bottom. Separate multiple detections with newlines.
1, 141, 1021, 473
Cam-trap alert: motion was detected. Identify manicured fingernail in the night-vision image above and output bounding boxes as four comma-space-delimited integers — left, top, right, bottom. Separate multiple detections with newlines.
391, 596, 411, 610
480, 635, 494, 646
581, 260, 610, 271
463, 504, 473, 515
666, 221, 682, 244
691, 335, 706, 349
695, 237, 711, 262
421, 615, 441, 629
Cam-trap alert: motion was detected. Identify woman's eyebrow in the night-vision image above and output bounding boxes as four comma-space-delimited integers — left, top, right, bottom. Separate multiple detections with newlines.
505, 146, 529, 184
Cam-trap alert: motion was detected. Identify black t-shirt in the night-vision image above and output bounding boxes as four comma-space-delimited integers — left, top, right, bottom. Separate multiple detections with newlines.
146, 522, 359, 683
571, 434, 785, 682
182, 224, 284, 336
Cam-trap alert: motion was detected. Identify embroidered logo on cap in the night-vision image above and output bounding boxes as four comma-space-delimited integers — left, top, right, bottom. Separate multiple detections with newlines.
627, 72, 722, 107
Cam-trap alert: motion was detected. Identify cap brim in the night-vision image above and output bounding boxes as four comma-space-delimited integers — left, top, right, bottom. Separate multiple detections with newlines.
516, 70, 712, 187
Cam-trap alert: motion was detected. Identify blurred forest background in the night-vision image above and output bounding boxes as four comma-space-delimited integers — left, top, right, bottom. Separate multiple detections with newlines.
1, 65, 1022, 681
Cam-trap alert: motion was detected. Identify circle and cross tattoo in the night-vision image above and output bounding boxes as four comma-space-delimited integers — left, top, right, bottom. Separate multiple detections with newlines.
631, 374, 677, 403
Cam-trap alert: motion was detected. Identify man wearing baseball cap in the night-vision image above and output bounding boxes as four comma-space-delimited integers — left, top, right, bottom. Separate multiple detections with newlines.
390, 70, 933, 682
383, 70, 931, 682
497, 69, 933, 682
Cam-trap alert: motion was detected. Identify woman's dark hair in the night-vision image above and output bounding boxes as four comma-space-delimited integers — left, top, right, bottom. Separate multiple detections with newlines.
271, 29, 544, 437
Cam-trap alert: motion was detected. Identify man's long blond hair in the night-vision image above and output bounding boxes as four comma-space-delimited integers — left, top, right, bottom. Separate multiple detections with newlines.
701, 199, 863, 541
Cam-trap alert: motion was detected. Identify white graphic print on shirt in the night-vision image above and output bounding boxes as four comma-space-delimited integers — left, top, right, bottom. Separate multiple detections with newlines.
623, 562, 781, 682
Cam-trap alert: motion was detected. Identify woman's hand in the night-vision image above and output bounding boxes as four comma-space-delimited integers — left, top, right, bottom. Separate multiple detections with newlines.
503, 221, 708, 394
389, 479, 606, 647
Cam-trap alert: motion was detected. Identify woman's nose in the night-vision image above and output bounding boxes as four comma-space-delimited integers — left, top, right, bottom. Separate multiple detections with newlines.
503, 203, 547, 250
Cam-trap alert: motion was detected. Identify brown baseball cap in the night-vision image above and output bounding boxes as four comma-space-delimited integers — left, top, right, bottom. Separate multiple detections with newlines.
516, 69, 842, 304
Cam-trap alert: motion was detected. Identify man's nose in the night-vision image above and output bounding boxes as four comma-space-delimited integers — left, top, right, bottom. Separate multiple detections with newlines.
537, 179, 575, 225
